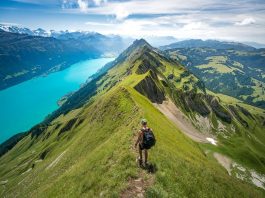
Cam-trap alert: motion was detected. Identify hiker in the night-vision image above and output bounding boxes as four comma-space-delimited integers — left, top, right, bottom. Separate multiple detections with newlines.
134, 119, 156, 167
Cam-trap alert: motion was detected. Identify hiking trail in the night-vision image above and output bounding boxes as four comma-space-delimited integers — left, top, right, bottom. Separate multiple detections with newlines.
120, 130, 155, 198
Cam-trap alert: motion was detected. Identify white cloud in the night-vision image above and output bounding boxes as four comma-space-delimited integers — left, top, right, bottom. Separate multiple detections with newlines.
235, 17, 256, 26
77, 0, 88, 12
56, 0, 265, 43
182, 22, 205, 30
93, 0, 107, 6
85, 21, 112, 26
83, 11, 265, 43
84, 18, 214, 39
114, 5, 130, 20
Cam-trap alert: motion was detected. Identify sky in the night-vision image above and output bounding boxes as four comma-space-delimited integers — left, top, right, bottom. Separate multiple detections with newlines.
0, 0, 265, 43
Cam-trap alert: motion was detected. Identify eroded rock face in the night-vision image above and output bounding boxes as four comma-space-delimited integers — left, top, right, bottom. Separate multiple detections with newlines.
228, 105, 248, 127
136, 62, 150, 74
135, 51, 162, 75
177, 91, 232, 123
209, 98, 232, 123
179, 92, 210, 116
236, 105, 254, 119
161, 79, 169, 87
134, 75, 165, 104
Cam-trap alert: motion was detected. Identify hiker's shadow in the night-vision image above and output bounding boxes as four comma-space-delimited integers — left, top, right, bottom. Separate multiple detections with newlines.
143, 163, 158, 174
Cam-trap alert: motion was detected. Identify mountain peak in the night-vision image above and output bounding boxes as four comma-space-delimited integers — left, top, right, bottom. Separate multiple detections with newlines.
132, 38, 151, 48
121, 38, 153, 57
114, 38, 153, 63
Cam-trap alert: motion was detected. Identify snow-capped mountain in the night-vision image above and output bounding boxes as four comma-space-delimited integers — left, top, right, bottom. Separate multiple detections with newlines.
32, 28, 50, 37
0, 24, 34, 35
0, 24, 111, 39
0, 24, 50, 37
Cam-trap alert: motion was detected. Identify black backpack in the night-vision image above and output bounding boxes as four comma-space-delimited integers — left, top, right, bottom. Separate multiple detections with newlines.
142, 128, 156, 149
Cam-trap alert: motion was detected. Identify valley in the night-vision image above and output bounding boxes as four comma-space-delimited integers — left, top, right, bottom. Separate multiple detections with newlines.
162, 40, 265, 109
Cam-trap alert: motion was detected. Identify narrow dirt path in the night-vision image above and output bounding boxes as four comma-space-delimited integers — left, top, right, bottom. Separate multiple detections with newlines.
120, 131, 154, 198
120, 170, 154, 198
153, 99, 214, 143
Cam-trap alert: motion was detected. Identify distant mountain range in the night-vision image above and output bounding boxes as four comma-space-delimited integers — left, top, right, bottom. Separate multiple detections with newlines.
0, 24, 105, 38
0, 25, 129, 90
161, 39, 257, 51
0, 24, 50, 37
2, 24, 264, 49
0, 24, 130, 55
0, 24, 178, 48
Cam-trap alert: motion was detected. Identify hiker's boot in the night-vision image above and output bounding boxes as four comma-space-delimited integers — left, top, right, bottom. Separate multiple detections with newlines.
137, 157, 143, 167
143, 161, 148, 169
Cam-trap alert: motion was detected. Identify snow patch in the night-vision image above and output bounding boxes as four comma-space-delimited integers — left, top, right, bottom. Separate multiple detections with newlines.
206, 137, 217, 145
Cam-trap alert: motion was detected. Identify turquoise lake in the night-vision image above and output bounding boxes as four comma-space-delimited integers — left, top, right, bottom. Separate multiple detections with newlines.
0, 58, 114, 144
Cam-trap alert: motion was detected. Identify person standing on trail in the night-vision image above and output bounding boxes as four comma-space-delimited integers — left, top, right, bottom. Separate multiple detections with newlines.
134, 119, 156, 167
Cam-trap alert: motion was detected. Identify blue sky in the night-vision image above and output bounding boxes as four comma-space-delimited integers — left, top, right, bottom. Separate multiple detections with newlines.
0, 0, 265, 43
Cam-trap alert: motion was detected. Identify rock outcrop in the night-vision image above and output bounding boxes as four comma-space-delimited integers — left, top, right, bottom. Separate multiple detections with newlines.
228, 105, 248, 127
208, 97, 232, 123
134, 74, 165, 104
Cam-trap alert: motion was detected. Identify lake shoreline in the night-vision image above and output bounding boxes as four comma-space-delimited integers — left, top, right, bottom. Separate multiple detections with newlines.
0, 56, 115, 91
0, 57, 114, 144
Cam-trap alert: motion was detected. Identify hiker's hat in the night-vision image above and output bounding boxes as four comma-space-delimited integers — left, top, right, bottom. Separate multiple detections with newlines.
141, 118, 147, 125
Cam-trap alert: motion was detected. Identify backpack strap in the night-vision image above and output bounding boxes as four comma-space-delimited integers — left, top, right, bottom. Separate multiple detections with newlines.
141, 127, 150, 132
